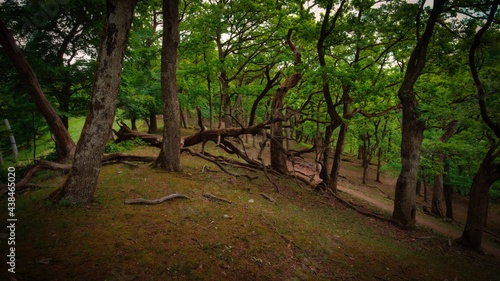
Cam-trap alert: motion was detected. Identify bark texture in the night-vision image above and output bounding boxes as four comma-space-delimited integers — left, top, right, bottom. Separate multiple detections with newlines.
154, 0, 182, 171
392, 0, 446, 228
49, 0, 137, 204
0, 19, 76, 163
270, 29, 302, 174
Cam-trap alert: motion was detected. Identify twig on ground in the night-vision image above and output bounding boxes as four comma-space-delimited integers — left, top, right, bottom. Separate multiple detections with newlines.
124, 193, 189, 205
260, 193, 276, 203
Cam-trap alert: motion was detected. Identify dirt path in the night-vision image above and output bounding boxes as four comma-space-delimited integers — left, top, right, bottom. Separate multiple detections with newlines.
288, 156, 500, 259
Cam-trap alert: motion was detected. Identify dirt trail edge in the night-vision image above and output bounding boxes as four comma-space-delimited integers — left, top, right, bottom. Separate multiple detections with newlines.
336, 183, 500, 259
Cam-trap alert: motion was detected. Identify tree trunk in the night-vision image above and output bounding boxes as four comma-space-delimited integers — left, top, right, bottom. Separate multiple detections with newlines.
443, 161, 453, 220
49, 0, 137, 204
432, 166, 446, 218
270, 88, 288, 174
270, 29, 301, 174
432, 120, 458, 217
0, 19, 76, 163
154, 0, 181, 172
376, 147, 382, 182
320, 125, 333, 187
330, 123, 348, 192
148, 111, 158, 134
179, 106, 187, 128
423, 170, 428, 203
3, 119, 18, 159
131, 116, 137, 131
459, 147, 500, 251
392, 0, 445, 229
459, 0, 499, 251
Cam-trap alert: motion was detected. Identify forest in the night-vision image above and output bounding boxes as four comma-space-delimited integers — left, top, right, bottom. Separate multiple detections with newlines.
0, 0, 499, 280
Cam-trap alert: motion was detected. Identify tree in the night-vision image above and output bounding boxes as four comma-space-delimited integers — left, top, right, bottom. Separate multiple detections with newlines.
391, 0, 447, 228
154, 0, 182, 171
270, 29, 302, 174
459, 0, 500, 251
50, 0, 138, 204
0, 19, 76, 163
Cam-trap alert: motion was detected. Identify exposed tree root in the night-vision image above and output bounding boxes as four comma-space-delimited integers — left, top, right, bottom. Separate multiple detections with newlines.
124, 193, 189, 205
203, 193, 233, 204
327, 188, 394, 224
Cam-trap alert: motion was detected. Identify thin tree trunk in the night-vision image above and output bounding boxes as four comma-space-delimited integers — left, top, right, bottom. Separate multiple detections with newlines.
3, 119, 18, 159
0, 19, 76, 163
154, 0, 181, 172
148, 111, 158, 134
443, 161, 453, 220
49, 0, 137, 204
432, 120, 458, 217
423, 170, 428, 203
376, 147, 382, 182
179, 106, 187, 128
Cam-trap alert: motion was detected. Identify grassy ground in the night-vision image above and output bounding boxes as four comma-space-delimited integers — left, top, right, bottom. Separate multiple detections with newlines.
1, 141, 499, 280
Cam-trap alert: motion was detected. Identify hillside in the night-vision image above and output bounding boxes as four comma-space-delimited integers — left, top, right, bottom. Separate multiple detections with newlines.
1, 134, 500, 281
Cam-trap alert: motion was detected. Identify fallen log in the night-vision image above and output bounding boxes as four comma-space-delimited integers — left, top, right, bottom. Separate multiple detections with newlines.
124, 193, 189, 205
113, 122, 162, 148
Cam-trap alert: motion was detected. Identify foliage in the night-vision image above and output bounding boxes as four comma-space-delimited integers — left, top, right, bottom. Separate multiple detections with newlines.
104, 138, 148, 153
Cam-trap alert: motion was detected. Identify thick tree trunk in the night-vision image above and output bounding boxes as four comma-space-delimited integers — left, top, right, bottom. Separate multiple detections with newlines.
392, 0, 445, 229
459, 151, 500, 251
154, 0, 181, 172
270, 29, 301, 174
49, 0, 137, 204
0, 19, 76, 163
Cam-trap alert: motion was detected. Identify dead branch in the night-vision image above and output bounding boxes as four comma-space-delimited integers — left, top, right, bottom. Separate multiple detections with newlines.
203, 193, 233, 204
183, 148, 257, 180
124, 193, 189, 205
